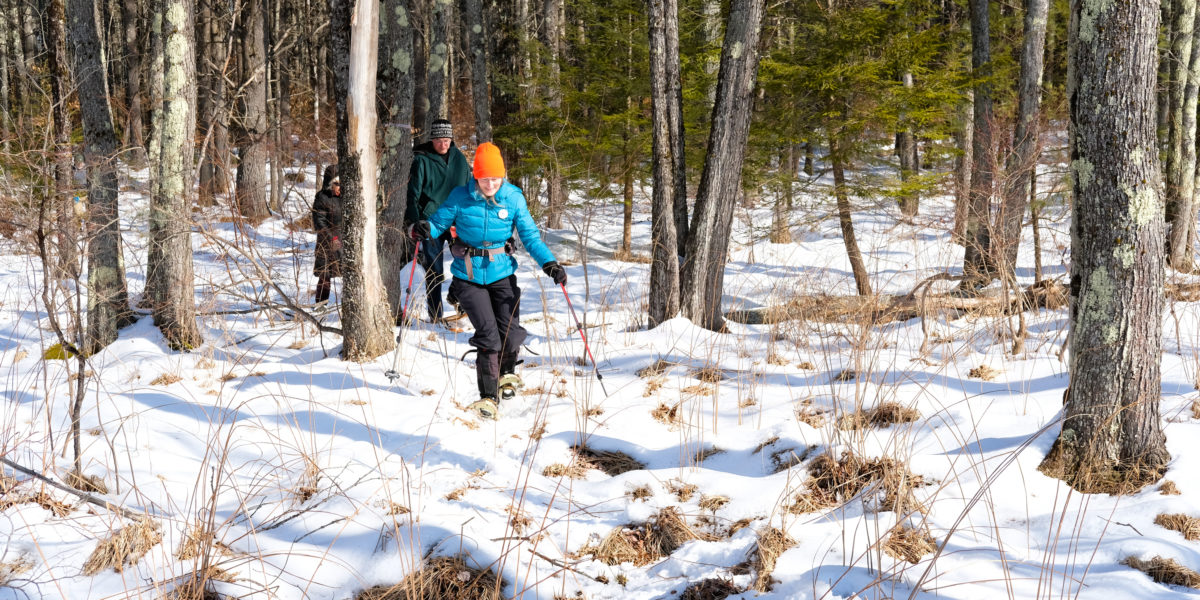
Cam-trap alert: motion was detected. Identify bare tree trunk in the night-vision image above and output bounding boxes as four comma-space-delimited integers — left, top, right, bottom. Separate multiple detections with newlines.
952, 92, 973, 242
331, 0, 395, 360
996, 0, 1050, 282
68, 0, 135, 353
961, 0, 995, 290
896, 71, 919, 217
198, 0, 230, 205
411, 0, 428, 133
1031, 168, 1043, 281
1167, 2, 1200, 271
1040, 0, 1169, 492
148, 0, 202, 350
234, 0, 270, 219
462, 0, 490, 142
425, 0, 450, 134
378, 0, 416, 319
831, 135, 872, 296
0, 3, 9, 155
120, 0, 145, 166
679, 0, 765, 331
665, 0, 687, 256
647, 0, 681, 326
770, 144, 793, 243
542, 0, 565, 228
48, 0, 79, 278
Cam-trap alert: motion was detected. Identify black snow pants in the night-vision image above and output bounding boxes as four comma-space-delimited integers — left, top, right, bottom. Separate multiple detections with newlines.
450, 275, 527, 399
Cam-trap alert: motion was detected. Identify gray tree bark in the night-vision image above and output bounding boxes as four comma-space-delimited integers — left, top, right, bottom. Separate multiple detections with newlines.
996, 0, 1050, 282
896, 71, 919, 217
48, 0, 79, 278
961, 0, 995, 289
463, 0, 491, 142
647, 0, 681, 326
121, 0, 145, 166
378, 0, 416, 319
198, 0, 230, 205
147, 0, 202, 350
0, 1, 8, 155
425, 0, 450, 135
234, 0, 270, 219
832, 135, 871, 296
665, 0, 687, 256
542, 0, 565, 228
68, 0, 135, 353
1166, 0, 1200, 271
1040, 0, 1170, 492
331, 0, 396, 360
952, 92, 973, 242
679, 0, 765, 331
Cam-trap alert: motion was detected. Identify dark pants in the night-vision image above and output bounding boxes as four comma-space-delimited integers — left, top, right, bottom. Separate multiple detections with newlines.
451, 275, 527, 399
418, 233, 451, 320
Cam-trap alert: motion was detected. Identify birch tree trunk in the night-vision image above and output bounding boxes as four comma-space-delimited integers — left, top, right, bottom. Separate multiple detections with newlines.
378, 0, 416, 319
996, 0, 1050, 282
1039, 0, 1170, 492
68, 0, 135, 353
331, 0, 395, 360
148, 0, 202, 350
463, 0, 491, 142
679, 0, 765, 331
961, 0, 996, 290
234, 0, 270, 219
647, 0, 680, 326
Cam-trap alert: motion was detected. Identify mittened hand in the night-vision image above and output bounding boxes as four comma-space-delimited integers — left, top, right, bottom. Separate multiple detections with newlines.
330, 236, 343, 252
409, 221, 430, 240
543, 261, 567, 285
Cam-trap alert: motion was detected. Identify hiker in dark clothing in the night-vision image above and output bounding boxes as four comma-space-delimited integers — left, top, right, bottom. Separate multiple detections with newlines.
409, 142, 567, 419
312, 164, 343, 305
405, 118, 471, 324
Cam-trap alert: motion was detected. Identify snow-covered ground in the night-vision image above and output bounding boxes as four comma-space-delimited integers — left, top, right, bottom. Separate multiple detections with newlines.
3, 159, 1200, 600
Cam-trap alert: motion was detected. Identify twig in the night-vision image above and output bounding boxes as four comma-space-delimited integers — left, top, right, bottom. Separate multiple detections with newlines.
0, 457, 164, 521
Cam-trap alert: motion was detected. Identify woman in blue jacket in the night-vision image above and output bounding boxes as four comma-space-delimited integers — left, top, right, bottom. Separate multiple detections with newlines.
410, 142, 567, 419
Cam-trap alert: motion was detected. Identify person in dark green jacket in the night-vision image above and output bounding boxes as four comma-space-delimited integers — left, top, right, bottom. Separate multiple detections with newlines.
405, 118, 471, 323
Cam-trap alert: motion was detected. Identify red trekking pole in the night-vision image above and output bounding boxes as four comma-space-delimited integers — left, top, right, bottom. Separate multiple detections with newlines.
560, 283, 608, 396
385, 241, 421, 382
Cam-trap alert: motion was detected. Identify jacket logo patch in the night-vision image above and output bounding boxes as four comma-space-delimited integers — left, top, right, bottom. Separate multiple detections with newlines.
498, 209, 509, 219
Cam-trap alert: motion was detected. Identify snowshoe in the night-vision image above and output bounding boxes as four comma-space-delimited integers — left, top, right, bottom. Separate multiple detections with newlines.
468, 398, 499, 420
498, 373, 523, 400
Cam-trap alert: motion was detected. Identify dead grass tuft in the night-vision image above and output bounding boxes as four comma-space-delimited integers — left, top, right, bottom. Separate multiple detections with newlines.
789, 452, 925, 515
796, 361, 816, 370
681, 384, 714, 396
1122, 556, 1200, 589
542, 462, 590, 479
0, 489, 73, 516
82, 518, 163, 575
387, 503, 410, 516
163, 570, 227, 600
832, 369, 856, 382
883, 525, 937, 564
692, 366, 725, 382
694, 446, 724, 464
1160, 480, 1182, 495
968, 364, 1001, 381
836, 402, 920, 430
750, 527, 796, 592
1155, 513, 1200, 541
356, 555, 503, 600
771, 445, 817, 473
753, 436, 780, 455
572, 444, 644, 476
1193, 400, 1200, 420
150, 372, 183, 386
286, 214, 314, 232
65, 470, 107, 494
629, 485, 653, 501
698, 495, 729, 512
612, 247, 651, 263
651, 402, 682, 426
766, 352, 789, 366
0, 555, 32, 587
636, 359, 676, 378
588, 508, 712, 566
666, 480, 697, 502
680, 577, 742, 600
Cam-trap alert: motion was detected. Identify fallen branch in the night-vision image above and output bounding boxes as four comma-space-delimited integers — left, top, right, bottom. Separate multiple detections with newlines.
1, 457, 165, 521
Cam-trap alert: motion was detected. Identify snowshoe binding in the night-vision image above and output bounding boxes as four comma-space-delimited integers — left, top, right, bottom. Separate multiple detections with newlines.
498, 373, 523, 400
468, 397, 499, 420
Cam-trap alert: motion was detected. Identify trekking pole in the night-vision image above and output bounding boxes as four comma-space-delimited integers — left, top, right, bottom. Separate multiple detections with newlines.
559, 283, 608, 396
385, 241, 421, 382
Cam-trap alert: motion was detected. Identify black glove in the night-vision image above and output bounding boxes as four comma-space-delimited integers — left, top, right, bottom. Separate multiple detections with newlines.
408, 220, 430, 240
543, 261, 567, 285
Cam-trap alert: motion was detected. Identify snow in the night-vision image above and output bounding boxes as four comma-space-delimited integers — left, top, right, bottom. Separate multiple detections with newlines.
2, 160, 1199, 600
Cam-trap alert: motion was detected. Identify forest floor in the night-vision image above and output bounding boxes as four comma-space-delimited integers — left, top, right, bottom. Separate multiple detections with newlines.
4, 158, 1200, 600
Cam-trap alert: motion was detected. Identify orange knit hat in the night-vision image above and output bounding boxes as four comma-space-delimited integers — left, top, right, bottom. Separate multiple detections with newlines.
473, 142, 506, 179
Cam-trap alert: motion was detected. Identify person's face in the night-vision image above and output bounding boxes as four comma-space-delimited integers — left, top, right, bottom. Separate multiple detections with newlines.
478, 177, 503, 197
331, 179, 341, 196
432, 138, 451, 155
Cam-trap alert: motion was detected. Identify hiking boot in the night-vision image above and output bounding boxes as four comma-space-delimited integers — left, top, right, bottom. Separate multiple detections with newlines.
498, 373, 523, 400
468, 397, 499, 420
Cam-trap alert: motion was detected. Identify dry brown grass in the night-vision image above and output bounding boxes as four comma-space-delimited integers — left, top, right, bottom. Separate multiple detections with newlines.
612, 247, 651, 263
795, 406, 828, 428
766, 351, 790, 366
698, 495, 729, 512
770, 445, 817, 473
1122, 556, 1200, 589
65, 470, 107, 494
0, 555, 32, 587
642, 376, 666, 397
796, 360, 816, 370
666, 480, 697, 502
286, 214, 314, 232
836, 402, 921, 431
387, 503, 411, 516
1193, 400, 1200, 420
572, 444, 644, 476
883, 525, 937, 564
629, 485, 653, 501
788, 452, 925, 515
82, 518, 163, 575
294, 458, 321, 504
356, 555, 503, 600
0, 488, 73, 516
542, 462, 590, 479
1160, 480, 1182, 495
750, 527, 796, 592
636, 359, 677, 378
588, 508, 712, 566
651, 402, 682, 426
968, 364, 1001, 381
752, 436, 780, 455
832, 369, 856, 382
1155, 513, 1200, 541
680, 577, 742, 600
150, 372, 183, 386
680, 384, 714, 396
694, 446, 724, 464
692, 366, 725, 383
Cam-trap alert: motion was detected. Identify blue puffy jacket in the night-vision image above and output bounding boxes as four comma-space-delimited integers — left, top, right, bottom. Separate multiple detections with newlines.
427, 179, 557, 285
